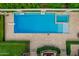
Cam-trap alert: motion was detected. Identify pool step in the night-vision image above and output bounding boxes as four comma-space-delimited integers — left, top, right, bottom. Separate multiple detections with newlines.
41, 9, 46, 15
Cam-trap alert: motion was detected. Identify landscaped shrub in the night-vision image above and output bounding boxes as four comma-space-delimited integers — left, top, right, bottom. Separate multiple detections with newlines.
0, 3, 79, 9
45, 3, 65, 8
68, 3, 79, 8
66, 40, 79, 56
37, 46, 61, 56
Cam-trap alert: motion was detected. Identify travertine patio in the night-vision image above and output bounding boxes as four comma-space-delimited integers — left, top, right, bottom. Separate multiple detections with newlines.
5, 11, 79, 56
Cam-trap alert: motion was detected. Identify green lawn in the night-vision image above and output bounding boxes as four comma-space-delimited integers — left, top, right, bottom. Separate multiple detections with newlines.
0, 41, 30, 56
0, 15, 4, 41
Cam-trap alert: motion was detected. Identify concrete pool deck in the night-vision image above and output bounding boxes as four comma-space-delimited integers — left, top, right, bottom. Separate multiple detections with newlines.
5, 11, 79, 56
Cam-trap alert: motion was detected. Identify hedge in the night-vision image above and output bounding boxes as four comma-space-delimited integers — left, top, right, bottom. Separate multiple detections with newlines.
68, 3, 79, 8
37, 46, 61, 56
0, 3, 65, 9
0, 15, 4, 41
0, 3, 79, 9
66, 40, 79, 56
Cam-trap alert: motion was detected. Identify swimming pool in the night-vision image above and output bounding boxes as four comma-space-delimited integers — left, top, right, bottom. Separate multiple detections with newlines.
14, 12, 69, 33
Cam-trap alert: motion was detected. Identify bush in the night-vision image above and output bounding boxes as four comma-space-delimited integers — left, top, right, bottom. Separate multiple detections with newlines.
37, 46, 61, 56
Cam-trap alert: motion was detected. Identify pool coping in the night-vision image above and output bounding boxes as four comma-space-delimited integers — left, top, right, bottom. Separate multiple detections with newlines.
1, 9, 79, 12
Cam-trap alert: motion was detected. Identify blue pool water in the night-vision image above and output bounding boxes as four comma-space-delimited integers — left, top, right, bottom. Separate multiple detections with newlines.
14, 13, 69, 33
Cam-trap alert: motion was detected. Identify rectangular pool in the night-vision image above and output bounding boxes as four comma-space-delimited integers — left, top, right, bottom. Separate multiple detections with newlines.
14, 12, 69, 33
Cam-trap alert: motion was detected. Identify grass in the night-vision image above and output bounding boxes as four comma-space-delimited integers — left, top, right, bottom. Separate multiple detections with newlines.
66, 40, 79, 56
0, 15, 4, 41
0, 41, 30, 56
